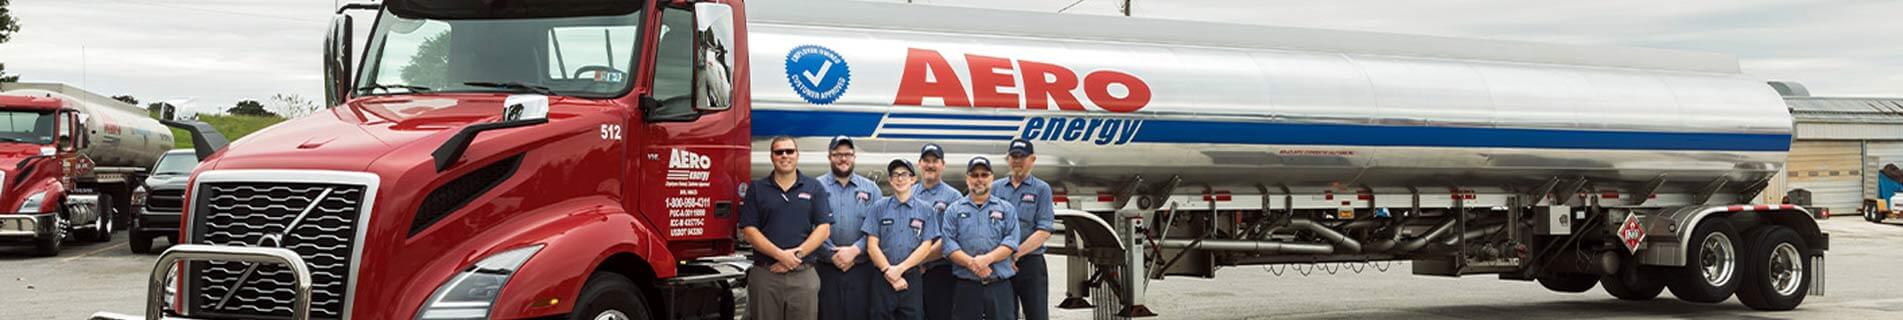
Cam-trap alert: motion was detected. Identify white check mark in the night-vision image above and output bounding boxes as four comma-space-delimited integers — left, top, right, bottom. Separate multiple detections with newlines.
802, 61, 834, 85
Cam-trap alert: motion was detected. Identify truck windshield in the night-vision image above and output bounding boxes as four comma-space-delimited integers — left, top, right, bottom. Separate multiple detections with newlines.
152, 152, 201, 175
0, 111, 54, 145
355, 9, 643, 99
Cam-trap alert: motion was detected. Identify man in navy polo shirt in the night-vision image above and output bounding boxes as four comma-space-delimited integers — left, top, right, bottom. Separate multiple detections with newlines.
995, 139, 1055, 320
913, 143, 965, 320
942, 156, 1020, 320
738, 136, 834, 320
864, 158, 939, 320
817, 135, 880, 320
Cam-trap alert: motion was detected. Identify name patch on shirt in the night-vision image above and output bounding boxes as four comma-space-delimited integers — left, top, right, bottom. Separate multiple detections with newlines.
881, 218, 895, 225
797, 192, 812, 200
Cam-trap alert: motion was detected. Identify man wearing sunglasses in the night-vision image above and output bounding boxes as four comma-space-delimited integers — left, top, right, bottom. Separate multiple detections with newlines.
942, 156, 1021, 320
816, 136, 881, 320
739, 136, 835, 320
863, 159, 938, 319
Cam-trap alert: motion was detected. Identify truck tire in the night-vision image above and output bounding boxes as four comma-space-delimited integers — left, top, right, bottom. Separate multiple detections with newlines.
130, 230, 154, 254
1737, 226, 1811, 311
1666, 218, 1739, 303
1866, 203, 1879, 222
1601, 262, 1666, 300
83, 194, 117, 243
570, 273, 653, 320
33, 214, 66, 257
1537, 272, 1598, 293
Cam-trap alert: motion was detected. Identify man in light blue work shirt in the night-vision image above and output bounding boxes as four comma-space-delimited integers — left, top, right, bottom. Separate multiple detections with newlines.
913, 143, 965, 320
994, 139, 1055, 320
863, 159, 939, 320
942, 156, 1020, 320
816, 135, 881, 320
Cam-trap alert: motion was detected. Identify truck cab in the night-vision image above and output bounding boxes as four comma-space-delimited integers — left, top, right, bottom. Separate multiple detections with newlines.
105, 1, 753, 319
0, 93, 114, 256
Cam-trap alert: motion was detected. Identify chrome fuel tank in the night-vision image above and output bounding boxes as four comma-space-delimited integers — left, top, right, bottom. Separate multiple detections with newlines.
740, 0, 1791, 197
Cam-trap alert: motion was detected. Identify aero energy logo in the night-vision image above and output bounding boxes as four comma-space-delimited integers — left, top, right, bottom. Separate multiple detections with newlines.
785, 45, 851, 105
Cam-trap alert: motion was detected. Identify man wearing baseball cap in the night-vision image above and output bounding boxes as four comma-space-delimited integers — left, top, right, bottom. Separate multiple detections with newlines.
914, 143, 965, 320
863, 159, 939, 319
941, 156, 1021, 320
816, 135, 881, 320
995, 139, 1055, 320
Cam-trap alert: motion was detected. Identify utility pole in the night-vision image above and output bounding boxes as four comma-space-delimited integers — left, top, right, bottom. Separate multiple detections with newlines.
1122, 0, 1132, 16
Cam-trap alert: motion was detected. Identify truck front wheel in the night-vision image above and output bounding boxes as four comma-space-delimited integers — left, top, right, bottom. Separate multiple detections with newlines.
571, 273, 653, 320
33, 214, 65, 256
1667, 219, 1740, 303
1737, 226, 1811, 311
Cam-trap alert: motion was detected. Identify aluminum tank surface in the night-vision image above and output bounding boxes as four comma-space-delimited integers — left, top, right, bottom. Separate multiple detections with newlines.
1, 87, 174, 168
741, 0, 1791, 196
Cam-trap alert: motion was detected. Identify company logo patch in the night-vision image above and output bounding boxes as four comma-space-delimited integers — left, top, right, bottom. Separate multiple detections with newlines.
797, 192, 813, 200
858, 191, 872, 202
785, 45, 851, 105
1021, 194, 1037, 203
990, 210, 1004, 220
934, 201, 949, 213
1022, 116, 1143, 146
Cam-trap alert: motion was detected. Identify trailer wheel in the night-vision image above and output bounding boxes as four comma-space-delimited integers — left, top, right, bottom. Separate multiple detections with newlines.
1537, 272, 1599, 293
1601, 261, 1666, 300
571, 273, 653, 320
1667, 218, 1739, 303
33, 214, 66, 257
1737, 226, 1811, 311
84, 194, 117, 242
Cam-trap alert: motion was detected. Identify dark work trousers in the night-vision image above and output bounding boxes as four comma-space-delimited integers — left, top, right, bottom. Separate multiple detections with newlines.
923, 264, 957, 320
954, 278, 1018, 320
871, 270, 925, 320
818, 262, 874, 320
1010, 254, 1049, 320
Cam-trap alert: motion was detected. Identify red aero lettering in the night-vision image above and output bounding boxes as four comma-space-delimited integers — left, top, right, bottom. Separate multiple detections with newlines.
894, 48, 1150, 113
894, 48, 972, 107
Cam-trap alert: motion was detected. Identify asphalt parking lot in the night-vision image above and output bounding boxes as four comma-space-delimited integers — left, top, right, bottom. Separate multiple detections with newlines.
5, 218, 1901, 319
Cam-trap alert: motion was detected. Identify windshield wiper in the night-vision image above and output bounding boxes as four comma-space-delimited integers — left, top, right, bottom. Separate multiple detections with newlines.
0, 137, 35, 144
358, 83, 434, 94
462, 81, 558, 96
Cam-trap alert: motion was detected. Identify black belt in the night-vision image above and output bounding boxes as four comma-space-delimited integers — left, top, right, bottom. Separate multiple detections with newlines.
753, 261, 811, 271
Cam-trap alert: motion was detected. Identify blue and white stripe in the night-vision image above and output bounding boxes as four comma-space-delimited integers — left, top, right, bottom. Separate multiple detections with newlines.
874, 113, 1025, 140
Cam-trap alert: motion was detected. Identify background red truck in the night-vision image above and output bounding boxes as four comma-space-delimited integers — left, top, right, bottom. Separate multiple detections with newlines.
0, 83, 172, 257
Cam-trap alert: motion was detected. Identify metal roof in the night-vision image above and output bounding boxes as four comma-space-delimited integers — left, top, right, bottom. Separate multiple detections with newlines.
1787, 97, 1903, 124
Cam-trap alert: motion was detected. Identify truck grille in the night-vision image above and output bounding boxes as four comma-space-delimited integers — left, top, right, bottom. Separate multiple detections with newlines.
187, 183, 366, 319
146, 189, 186, 212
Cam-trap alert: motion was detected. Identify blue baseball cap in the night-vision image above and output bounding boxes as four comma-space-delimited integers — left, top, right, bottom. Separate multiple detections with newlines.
921, 143, 945, 159
968, 156, 993, 172
828, 135, 855, 150
1008, 138, 1034, 156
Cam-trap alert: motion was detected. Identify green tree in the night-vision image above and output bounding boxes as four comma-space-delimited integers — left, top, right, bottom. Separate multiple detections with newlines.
399, 32, 450, 88
112, 95, 138, 105
1, 0, 21, 82
227, 100, 277, 117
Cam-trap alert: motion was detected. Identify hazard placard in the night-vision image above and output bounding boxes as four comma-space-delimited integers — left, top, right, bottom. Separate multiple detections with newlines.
1618, 213, 1646, 254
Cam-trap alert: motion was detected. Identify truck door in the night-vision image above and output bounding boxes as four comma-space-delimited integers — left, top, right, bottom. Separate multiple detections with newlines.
630, 2, 745, 258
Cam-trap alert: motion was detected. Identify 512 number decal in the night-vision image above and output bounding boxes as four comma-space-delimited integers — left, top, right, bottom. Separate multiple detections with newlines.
601, 124, 624, 140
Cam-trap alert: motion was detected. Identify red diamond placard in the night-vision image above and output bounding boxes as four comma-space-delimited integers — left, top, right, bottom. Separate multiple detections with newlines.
1618, 213, 1646, 254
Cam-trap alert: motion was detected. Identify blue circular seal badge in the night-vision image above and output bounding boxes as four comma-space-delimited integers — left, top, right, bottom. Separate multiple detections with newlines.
785, 45, 851, 105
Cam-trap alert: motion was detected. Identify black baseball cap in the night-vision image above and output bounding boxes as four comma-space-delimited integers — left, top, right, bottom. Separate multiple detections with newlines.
921, 143, 945, 159
887, 158, 915, 175
968, 156, 993, 173
828, 135, 855, 150
1008, 138, 1034, 156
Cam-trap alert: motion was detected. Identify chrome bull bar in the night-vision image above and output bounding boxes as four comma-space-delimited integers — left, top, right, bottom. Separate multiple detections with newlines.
89, 244, 314, 320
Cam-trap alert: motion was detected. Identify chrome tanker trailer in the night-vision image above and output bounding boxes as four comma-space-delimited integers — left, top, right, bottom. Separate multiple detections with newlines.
747, 0, 1821, 314
0, 83, 174, 256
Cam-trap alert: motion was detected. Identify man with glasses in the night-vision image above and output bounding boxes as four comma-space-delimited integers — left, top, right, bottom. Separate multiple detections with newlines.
864, 159, 938, 320
942, 156, 1021, 320
739, 136, 834, 320
817, 135, 880, 320
914, 143, 965, 320
996, 139, 1055, 320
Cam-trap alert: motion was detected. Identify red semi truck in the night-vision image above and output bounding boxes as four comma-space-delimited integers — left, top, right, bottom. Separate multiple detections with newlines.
0, 83, 173, 257
102, 0, 1827, 319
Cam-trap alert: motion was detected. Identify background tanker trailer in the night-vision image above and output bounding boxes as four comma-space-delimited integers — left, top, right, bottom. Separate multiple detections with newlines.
0, 82, 173, 256
746, 0, 1825, 314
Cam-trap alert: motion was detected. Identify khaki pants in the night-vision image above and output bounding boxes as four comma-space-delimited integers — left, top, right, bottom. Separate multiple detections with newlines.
748, 265, 820, 320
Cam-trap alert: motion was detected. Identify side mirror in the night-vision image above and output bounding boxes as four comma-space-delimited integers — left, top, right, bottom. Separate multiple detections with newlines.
324, 15, 355, 108
502, 95, 549, 122
693, 3, 735, 112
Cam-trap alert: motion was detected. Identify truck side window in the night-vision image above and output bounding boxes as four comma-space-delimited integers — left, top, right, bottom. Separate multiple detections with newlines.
648, 6, 698, 122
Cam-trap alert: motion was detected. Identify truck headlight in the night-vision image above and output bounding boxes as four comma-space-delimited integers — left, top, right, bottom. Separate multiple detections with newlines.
132, 186, 148, 207
417, 244, 544, 320
18, 191, 47, 213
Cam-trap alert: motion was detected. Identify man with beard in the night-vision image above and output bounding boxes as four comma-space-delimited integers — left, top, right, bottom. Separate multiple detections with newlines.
942, 156, 1020, 320
913, 143, 965, 320
738, 136, 833, 320
995, 139, 1055, 320
816, 135, 880, 320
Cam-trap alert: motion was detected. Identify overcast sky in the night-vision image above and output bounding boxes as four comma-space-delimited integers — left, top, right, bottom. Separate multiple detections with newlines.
1, 0, 1897, 115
